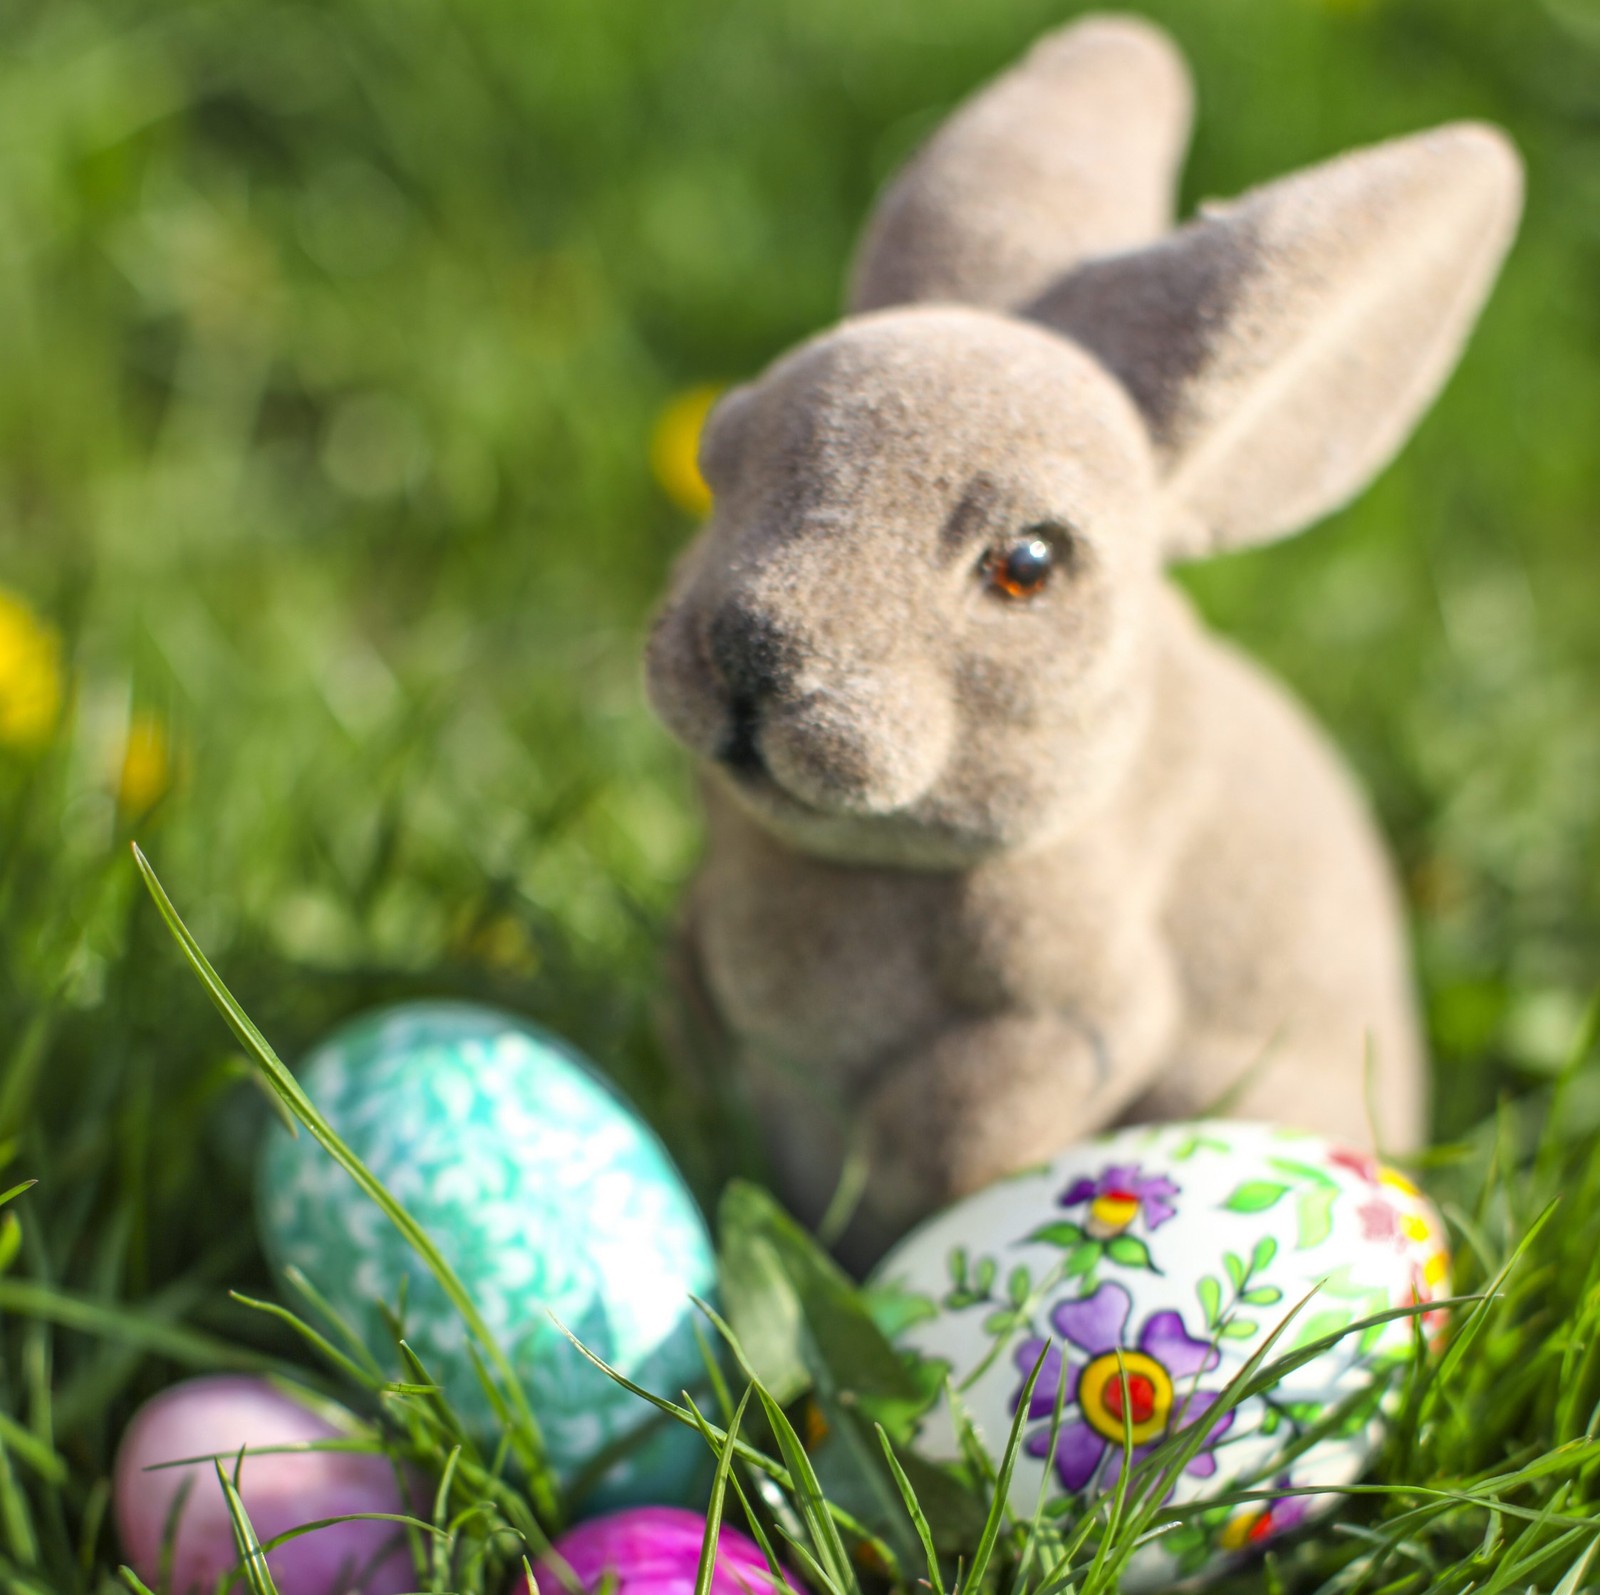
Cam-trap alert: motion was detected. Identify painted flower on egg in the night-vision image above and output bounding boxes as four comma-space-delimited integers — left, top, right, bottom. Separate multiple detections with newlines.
1216, 1475, 1310, 1552
1013, 1281, 1233, 1495
871, 1120, 1455, 1591
1019, 1163, 1182, 1280
1059, 1165, 1179, 1239
1327, 1148, 1451, 1336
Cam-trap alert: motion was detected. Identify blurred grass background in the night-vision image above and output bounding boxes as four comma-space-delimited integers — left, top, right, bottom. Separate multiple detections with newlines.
0, 0, 1597, 1579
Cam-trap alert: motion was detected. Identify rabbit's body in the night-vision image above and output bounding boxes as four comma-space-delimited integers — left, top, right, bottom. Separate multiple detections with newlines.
683, 586, 1419, 1245
645, 15, 1519, 1261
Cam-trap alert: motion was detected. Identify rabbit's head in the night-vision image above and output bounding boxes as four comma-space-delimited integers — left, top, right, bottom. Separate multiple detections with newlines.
645, 16, 1522, 867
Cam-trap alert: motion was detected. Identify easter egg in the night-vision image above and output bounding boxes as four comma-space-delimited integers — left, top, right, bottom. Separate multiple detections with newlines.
538, 1506, 795, 1595
114, 1375, 418, 1595
256, 1001, 717, 1502
868, 1120, 1450, 1588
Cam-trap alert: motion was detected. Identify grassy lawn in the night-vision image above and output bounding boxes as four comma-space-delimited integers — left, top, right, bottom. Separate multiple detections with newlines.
1, 0, 1597, 1589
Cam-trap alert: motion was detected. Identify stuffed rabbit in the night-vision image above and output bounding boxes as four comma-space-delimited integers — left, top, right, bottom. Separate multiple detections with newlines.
645, 13, 1523, 1262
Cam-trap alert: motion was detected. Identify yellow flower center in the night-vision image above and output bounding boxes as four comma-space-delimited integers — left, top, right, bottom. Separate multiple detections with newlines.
1076, 1350, 1173, 1446
1086, 1191, 1140, 1237
1219, 1510, 1266, 1552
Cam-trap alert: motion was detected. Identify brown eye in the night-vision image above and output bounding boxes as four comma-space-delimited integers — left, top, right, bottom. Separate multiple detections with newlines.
982, 534, 1055, 600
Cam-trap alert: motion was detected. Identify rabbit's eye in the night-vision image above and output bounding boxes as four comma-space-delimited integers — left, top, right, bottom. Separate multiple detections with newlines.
982, 534, 1055, 600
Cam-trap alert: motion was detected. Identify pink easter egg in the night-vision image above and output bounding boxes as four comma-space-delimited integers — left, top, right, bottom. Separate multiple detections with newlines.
113, 1375, 417, 1595
538, 1507, 795, 1595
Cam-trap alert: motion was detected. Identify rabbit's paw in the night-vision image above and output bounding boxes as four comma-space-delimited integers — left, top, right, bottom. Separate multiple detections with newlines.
861, 1011, 1134, 1230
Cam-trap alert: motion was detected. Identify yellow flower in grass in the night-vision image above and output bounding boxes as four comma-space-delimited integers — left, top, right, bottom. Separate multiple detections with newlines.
461, 912, 541, 977
0, 588, 63, 750
650, 384, 721, 516
117, 712, 175, 815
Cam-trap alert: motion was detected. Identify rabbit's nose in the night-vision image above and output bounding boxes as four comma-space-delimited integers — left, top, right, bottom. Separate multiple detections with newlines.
708, 603, 796, 705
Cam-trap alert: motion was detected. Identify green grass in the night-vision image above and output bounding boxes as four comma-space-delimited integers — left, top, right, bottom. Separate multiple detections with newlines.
1, 0, 1598, 1589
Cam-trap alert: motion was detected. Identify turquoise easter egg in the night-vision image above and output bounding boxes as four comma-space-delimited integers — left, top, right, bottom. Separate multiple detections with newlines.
256, 1001, 716, 1503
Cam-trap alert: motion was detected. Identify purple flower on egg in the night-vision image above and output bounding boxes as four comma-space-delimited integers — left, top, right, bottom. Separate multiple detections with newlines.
1013, 1281, 1233, 1497
1058, 1164, 1180, 1238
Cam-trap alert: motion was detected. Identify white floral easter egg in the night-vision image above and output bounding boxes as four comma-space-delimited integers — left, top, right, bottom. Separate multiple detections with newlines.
869, 1120, 1449, 1588
257, 1001, 716, 1505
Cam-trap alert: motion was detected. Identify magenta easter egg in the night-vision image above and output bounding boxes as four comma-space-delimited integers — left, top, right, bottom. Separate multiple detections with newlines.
539, 1507, 794, 1595
114, 1375, 417, 1595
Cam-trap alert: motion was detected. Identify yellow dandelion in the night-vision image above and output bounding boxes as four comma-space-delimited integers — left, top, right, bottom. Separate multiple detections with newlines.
650, 384, 720, 517
465, 913, 541, 977
117, 712, 175, 815
0, 588, 63, 751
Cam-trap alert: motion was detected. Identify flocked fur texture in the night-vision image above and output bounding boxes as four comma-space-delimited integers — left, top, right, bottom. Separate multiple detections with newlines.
643, 13, 1524, 1265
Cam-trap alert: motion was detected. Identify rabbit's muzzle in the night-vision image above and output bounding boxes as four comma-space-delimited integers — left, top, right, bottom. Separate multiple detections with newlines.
709, 603, 796, 704
757, 672, 952, 818
708, 603, 795, 779
648, 590, 954, 821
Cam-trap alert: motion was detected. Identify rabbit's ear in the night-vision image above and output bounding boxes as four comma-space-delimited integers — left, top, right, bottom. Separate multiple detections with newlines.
1035, 123, 1523, 560
848, 14, 1193, 315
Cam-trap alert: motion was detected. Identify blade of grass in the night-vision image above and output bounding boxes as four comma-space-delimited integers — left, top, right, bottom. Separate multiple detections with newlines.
282, 1264, 388, 1382
873, 1422, 945, 1595
1551, 1533, 1599, 1595
228, 1289, 384, 1391
0, 1279, 280, 1370
548, 1311, 882, 1549
943, 1373, 999, 1495
964, 1339, 1049, 1595
0, 1435, 38, 1567
1014, 1346, 1072, 1595
693, 1386, 752, 1595
249, 1512, 444, 1558
694, 1320, 736, 1424
1081, 1351, 1139, 1593
689, 1296, 870, 1590
216, 1456, 279, 1595
726, 1471, 796, 1593
133, 844, 559, 1522
0, 1415, 63, 1487
753, 1385, 858, 1595
431, 1444, 463, 1591
768, 1520, 844, 1595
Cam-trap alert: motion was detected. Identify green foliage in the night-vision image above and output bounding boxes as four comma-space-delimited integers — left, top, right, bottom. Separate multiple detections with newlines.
0, 0, 1597, 1588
